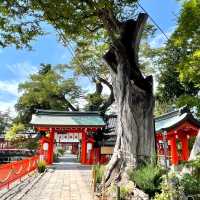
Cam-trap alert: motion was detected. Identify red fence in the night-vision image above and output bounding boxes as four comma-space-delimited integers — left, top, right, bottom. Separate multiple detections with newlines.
0, 155, 39, 190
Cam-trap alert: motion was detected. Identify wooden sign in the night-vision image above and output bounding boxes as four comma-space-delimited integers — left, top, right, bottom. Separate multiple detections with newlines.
101, 147, 114, 155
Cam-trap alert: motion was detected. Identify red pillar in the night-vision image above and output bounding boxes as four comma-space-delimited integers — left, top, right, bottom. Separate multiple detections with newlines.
89, 143, 94, 164
48, 128, 55, 165
81, 129, 87, 164
181, 136, 189, 161
170, 136, 179, 165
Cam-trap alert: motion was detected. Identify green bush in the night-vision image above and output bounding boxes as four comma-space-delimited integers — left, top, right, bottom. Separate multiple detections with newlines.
37, 160, 46, 173
186, 154, 200, 179
129, 164, 166, 197
93, 165, 105, 184
181, 173, 200, 196
53, 153, 59, 162
120, 186, 130, 200
57, 148, 65, 156
154, 173, 185, 200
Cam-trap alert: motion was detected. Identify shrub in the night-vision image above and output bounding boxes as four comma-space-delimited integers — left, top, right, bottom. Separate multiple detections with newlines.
57, 148, 65, 156
180, 173, 200, 196
37, 160, 46, 173
53, 153, 59, 162
185, 154, 200, 179
93, 164, 105, 184
154, 173, 184, 200
120, 186, 130, 200
129, 164, 166, 197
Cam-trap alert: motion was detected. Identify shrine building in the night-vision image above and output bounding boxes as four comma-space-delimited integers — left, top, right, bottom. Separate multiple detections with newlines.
31, 107, 200, 166
155, 107, 200, 166
30, 109, 105, 165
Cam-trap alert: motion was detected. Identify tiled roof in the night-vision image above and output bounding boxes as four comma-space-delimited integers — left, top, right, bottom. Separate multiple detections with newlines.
30, 109, 105, 127
155, 107, 200, 132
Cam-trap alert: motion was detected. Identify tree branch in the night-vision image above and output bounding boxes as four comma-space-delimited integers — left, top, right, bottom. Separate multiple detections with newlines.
132, 13, 148, 65
98, 77, 115, 113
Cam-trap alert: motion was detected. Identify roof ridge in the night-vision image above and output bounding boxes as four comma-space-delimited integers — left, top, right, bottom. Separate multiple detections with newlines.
35, 109, 100, 115
155, 106, 191, 122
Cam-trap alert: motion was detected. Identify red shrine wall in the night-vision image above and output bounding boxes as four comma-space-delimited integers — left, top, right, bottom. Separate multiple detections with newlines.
156, 122, 199, 166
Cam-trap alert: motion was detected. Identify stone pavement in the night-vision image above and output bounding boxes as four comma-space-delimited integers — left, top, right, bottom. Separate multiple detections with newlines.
20, 154, 94, 200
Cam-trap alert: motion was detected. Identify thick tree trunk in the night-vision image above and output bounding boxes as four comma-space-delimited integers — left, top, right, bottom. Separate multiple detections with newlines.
102, 13, 155, 184
189, 130, 200, 160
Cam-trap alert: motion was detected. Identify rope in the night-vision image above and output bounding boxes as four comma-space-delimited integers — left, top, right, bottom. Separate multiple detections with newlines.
137, 1, 170, 41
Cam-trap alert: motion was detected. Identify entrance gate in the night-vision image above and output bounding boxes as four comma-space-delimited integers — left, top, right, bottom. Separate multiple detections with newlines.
30, 110, 105, 165
37, 127, 100, 165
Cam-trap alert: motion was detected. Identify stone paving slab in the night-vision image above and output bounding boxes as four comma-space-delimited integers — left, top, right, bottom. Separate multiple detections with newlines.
18, 154, 94, 200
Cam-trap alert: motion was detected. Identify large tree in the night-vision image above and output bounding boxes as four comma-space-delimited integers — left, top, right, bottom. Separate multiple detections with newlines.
16, 64, 81, 124
156, 0, 200, 115
0, 0, 155, 186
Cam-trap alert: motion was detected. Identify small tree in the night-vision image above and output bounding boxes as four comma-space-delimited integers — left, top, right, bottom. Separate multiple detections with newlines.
5, 122, 25, 141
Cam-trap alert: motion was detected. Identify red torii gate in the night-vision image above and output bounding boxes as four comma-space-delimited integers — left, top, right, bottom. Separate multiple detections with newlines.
30, 110, 105, 165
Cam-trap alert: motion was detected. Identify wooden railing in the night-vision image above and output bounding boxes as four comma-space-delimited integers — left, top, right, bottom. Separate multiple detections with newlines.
0, 155, 38, 190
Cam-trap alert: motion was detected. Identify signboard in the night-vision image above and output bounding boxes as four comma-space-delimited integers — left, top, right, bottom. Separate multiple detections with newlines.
101, 147, 114, 155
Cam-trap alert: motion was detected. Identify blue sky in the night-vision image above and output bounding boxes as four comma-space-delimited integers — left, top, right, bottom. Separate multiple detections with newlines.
0, 0, 180, 115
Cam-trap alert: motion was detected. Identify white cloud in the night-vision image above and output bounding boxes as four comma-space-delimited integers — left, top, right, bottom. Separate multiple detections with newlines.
6, 61, 38, 79
0, 100, 17, 117
0, 61, 38, 116
0, 80, 19, 96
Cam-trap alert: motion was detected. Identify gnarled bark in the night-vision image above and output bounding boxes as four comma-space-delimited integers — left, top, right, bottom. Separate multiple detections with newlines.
189, 130, 200, 161
101, 12, 155, 185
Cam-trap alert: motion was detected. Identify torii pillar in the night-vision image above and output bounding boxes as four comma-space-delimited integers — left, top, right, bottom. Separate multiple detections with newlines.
81, 129, 87, 164
48, 128, 55, 165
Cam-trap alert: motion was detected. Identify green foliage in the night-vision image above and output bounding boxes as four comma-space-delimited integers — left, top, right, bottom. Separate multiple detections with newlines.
180, 173, 200, 196
185, 154, 200, 179
156, 0, 200, 116
5, 122, 25, 140
154, 156, 200, 199
129, 164, 166, 197
10, 137, 39, 150
85, 93, 105, 111
176, 95, 200, 117
57, 148, 65, 156
53, 153, 59, 162
16, 64, 81, 124
120, 186, 130, 200
0, 1, 139, 48
154, 173, 185, 200
37, 160, 46, 173
92, 164, 105, 184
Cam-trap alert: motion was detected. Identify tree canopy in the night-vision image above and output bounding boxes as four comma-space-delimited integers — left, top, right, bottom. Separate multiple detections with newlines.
155, 0, 200, 115
15, 64, 81, 124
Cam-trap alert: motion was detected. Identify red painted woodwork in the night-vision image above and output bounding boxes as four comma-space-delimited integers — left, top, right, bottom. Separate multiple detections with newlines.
180, 136, 189, 161
48, 128, 55, 164
156, 121, 199, 166
81, 130, 87, 164
169, 136, 179, 165
35, 125, 104, 165
0, 156, 38, 189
